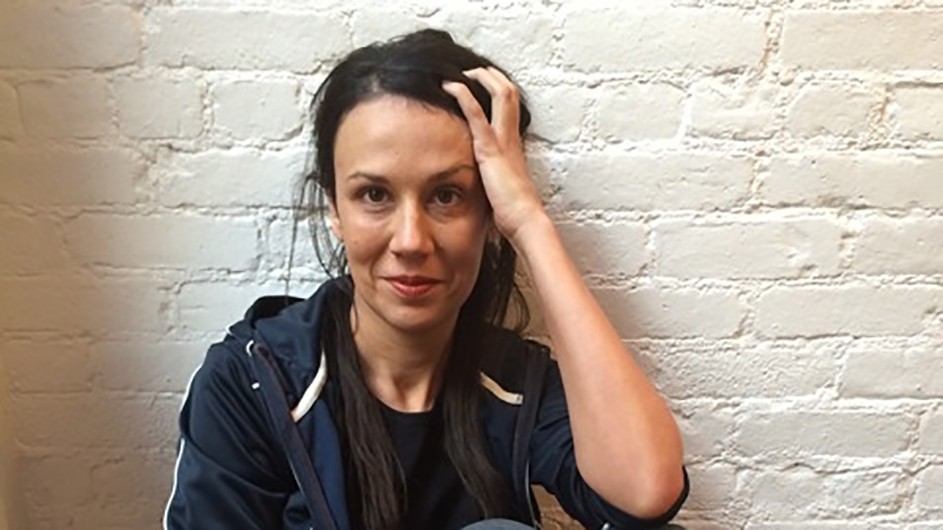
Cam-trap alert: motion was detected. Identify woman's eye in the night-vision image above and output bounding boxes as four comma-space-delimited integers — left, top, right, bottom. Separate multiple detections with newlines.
434, 188, 460, 205
364, 187, 387, 203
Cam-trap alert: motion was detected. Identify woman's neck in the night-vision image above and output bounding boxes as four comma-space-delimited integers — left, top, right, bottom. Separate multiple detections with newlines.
350, 304, 456, 413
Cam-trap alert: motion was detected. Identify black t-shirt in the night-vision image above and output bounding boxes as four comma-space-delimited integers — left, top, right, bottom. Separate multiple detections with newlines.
378, 399, 482, 530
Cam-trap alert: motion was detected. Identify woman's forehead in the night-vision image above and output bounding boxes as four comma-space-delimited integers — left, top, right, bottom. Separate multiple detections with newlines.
333, 95, 474, 180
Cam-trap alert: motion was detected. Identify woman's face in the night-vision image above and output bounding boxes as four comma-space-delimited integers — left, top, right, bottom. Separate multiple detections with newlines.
330, 95, 489, 336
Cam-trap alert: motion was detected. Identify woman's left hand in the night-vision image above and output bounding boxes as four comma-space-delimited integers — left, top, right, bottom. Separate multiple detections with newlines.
442, 67, 546, 244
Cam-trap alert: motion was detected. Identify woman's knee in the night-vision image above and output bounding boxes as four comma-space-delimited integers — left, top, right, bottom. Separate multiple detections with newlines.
461, 518, 536, 530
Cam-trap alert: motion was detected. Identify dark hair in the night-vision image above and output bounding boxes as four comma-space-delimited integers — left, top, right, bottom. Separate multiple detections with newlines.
294, 29, 531, 530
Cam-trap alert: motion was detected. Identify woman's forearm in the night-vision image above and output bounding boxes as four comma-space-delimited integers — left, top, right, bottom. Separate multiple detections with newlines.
513, 213, 685, 518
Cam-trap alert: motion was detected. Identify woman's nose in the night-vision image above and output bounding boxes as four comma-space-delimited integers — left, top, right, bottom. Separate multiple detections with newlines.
389, 202, 433, 257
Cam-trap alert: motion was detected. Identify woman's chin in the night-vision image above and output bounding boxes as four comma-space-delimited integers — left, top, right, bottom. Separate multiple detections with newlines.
383, 309, 454, 335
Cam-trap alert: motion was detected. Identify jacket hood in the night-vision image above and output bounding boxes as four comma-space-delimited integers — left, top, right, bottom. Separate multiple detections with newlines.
225, 278, 342, 399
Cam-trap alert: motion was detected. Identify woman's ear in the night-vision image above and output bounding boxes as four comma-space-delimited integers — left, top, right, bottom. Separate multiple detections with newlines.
328, 201, 343, 242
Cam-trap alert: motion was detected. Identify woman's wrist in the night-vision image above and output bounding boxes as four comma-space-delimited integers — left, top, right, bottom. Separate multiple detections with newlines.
506, 209, 556, 261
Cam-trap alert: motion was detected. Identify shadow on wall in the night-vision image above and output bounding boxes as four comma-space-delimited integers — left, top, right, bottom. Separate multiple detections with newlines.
1, 356, 23, 530
0, 84, 190, 526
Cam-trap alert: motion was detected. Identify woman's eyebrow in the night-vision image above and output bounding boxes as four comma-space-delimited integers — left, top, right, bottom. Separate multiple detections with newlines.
345, 171, 388, 183
429, 164, 477, 184
344, 164, 477, 183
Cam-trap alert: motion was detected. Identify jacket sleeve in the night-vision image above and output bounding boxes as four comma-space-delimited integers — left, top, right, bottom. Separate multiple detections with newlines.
164, 343, 294, 530
528, 359, 689, 530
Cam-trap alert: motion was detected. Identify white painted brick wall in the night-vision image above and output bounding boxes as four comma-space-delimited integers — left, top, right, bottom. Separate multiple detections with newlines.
560, 8, 768, 71
0, 6, 140, 70
652, 217, 843, 279
0, 149, 141, 206
19, 78, 113, 139
690, 79, 779, 140
597, 84, 685, 140
781, 12, 943, 69
211, 79, 302, 141
1, 1, 942, 529
786, 83, 878, 138
762, 154, 943, 209
0, 357, 16, 530
115, 74, 204, 139
561, 152, 754, 210
0, 82, 21, 140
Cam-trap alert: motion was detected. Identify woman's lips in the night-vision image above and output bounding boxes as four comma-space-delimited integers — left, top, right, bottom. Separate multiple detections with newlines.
386, 276, 440, 298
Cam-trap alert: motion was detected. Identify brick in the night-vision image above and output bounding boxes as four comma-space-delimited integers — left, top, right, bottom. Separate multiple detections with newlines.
0, 149, 140, 207
11, 393, 179, 449
762, 154, 943, 209
19, 78, 112, 139
85, 454, 174, 526
556, 220, 647, 276
0, 81, 22, 139
594, 287, 746, 339
349, 10, 429, 48
93, 340, 205, 393
690, 79, 777, 140
91, 453, 174, 504
755, 286, 939, 338
744, 521, 900, 530
787, 84, 877, 138
597, 83, 684, 141
915, 466, 943, 514
115, 75, 203, 139
0, 276, 166, 334
843, 339, 943, 398
0, 445, 18, 527
212, 79, 301, 140
896, 86, 943, 139
526, 146, 554, 201
156, 148, 301, 207
820, 471, 904, 517
445, 11, 555, 70
684, 464, 736, 511
562, 8, 766, 71
63, 214, 258, 270
18, 454, 95, 509
0, 6, 139, 69
922, 409, 943, 454
3, 340, 92, 393
737, 411, 911, 458
146, 9, 349, 71
654, 218, 842, 279
854, 218, 943, 275
173, 281, 283, 335
683, 524, 736, 530
528, 85, 589, 143
0, 214, 68, 273
561, 152, 753, 211
747, 468, 902, 519
744, 468, 822, 520
675, 402, 733, 460
654, 339, 840, 399
782, 12, 943, 70
261, 216, 327, 277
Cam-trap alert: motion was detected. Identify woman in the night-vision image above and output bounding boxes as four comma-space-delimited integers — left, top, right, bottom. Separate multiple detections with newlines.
164, 29, 688, 530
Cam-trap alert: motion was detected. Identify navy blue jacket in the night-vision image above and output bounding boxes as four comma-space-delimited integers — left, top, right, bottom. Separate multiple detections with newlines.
164, 280, 688, 529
